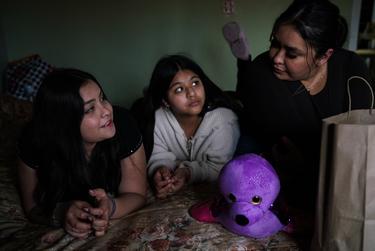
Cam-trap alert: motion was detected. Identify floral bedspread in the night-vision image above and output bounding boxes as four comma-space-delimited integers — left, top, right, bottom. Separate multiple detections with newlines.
0, 95, 307, 250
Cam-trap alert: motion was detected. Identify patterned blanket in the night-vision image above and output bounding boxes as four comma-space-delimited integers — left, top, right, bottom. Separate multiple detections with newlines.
0, 95, 307, 250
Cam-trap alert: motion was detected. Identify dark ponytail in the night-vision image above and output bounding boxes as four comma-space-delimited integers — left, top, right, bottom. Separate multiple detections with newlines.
271, 0, 348, 58
336, 15, 348, 48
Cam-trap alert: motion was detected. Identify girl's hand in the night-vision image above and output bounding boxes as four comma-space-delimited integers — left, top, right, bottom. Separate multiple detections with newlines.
88, 188, 111, 237
64, 201, 93, 239
153, 166, 174, 199
170, 167, 190, 193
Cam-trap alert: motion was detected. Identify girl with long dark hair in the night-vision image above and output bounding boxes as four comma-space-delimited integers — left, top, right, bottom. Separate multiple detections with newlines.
141, 54, 240, 199
17, 68, 147, 239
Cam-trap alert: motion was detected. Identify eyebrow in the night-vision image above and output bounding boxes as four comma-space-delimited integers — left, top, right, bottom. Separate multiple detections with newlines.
272, 36, 305, 55
83, 90, 102, 105
285, 45, 304, 55
169, 75, 200, 89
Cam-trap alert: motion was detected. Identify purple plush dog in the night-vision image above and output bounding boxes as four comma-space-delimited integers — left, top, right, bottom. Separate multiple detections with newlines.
190, 153, 287, 238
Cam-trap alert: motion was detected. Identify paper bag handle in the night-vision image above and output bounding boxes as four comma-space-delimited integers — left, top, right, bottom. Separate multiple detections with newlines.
347, 76, 374, 115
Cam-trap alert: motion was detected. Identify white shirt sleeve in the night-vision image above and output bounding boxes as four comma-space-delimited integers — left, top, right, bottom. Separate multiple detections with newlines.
147, 124, 178, 177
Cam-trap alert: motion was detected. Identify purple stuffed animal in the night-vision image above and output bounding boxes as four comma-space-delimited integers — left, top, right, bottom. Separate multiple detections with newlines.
190, 153, 288, 238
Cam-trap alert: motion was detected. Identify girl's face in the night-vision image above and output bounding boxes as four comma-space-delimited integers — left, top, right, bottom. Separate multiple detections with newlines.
165, 69, 205, 119
79, 80, 115, 152
269, 24, 319, 81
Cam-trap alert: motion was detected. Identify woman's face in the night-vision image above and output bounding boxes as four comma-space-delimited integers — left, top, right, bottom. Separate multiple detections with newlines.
269, 24, 318, 81
79, 80, 115, 152
165, 69, 205, 120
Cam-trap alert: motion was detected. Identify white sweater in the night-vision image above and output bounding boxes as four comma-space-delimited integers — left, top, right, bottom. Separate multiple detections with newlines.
148, 107, 240, 183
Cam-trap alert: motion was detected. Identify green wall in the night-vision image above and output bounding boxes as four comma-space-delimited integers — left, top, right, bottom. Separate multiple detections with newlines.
1, 0, 352, 107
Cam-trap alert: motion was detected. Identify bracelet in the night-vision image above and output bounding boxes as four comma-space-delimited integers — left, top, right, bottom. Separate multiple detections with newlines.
108, 194, 116, 219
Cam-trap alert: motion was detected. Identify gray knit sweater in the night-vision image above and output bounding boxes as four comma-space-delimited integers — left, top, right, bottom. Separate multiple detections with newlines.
148, 107, 240, 183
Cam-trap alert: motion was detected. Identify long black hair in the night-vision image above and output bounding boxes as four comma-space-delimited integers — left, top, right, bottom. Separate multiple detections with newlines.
271, 0, 348, 58
139, 54, 241, 160
30, 68, 121, 212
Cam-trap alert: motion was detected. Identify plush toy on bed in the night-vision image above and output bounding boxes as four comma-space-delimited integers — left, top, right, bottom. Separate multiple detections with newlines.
189, 153, 289, 238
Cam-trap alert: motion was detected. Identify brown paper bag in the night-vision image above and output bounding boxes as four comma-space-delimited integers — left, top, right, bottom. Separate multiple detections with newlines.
312, 77, 375, 251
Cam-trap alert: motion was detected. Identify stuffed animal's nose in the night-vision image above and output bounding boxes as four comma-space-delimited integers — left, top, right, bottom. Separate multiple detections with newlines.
235, 215, 249, 226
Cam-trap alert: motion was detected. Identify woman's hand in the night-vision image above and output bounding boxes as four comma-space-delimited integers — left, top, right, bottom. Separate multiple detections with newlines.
88, 188, 111, 237
64, 201, 93, 239
153, 166, 174, 199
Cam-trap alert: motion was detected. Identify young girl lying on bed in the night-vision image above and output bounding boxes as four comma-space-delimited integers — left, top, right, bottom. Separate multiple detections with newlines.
17, 68, 147, 239
141, 54, 240, 199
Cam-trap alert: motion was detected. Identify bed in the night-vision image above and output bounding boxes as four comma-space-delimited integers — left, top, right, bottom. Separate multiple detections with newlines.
0, 94, 309, 250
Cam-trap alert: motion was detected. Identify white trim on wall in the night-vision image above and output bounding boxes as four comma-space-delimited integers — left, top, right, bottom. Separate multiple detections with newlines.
348, 0, 362, 51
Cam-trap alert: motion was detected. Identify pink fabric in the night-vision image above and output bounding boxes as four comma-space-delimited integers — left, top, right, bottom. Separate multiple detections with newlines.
189, 198, 217, 223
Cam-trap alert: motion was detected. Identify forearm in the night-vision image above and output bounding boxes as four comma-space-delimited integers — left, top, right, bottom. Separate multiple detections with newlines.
26, 202, 70, 227
147, 152, 179, 180
26, 205, 52, 225
236, 56, 252, 94
148, 123, 178, 178
110, 192, 146, 219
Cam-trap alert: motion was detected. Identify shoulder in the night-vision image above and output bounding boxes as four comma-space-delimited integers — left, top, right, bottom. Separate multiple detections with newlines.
113, 105, 143, 158
253, 51, 270, 62
251, 51, 271, 68
333, 48, 359, 57
113, 105, 134, 121
113, 105, 140, 134
113, 105, 142, 132
154, 107, 166, 118
247, 51, 276, 82
17, 122, 39, 169
154, 107, 167, 124
331, 48, 365, 65
154, 107, 177, 126
198, 108, 239, 137
329, 48, 370, 77
205, 107, 238, 123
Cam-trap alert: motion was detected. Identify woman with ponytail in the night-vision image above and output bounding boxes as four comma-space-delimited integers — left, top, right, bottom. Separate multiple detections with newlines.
223, 0, 373, 211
